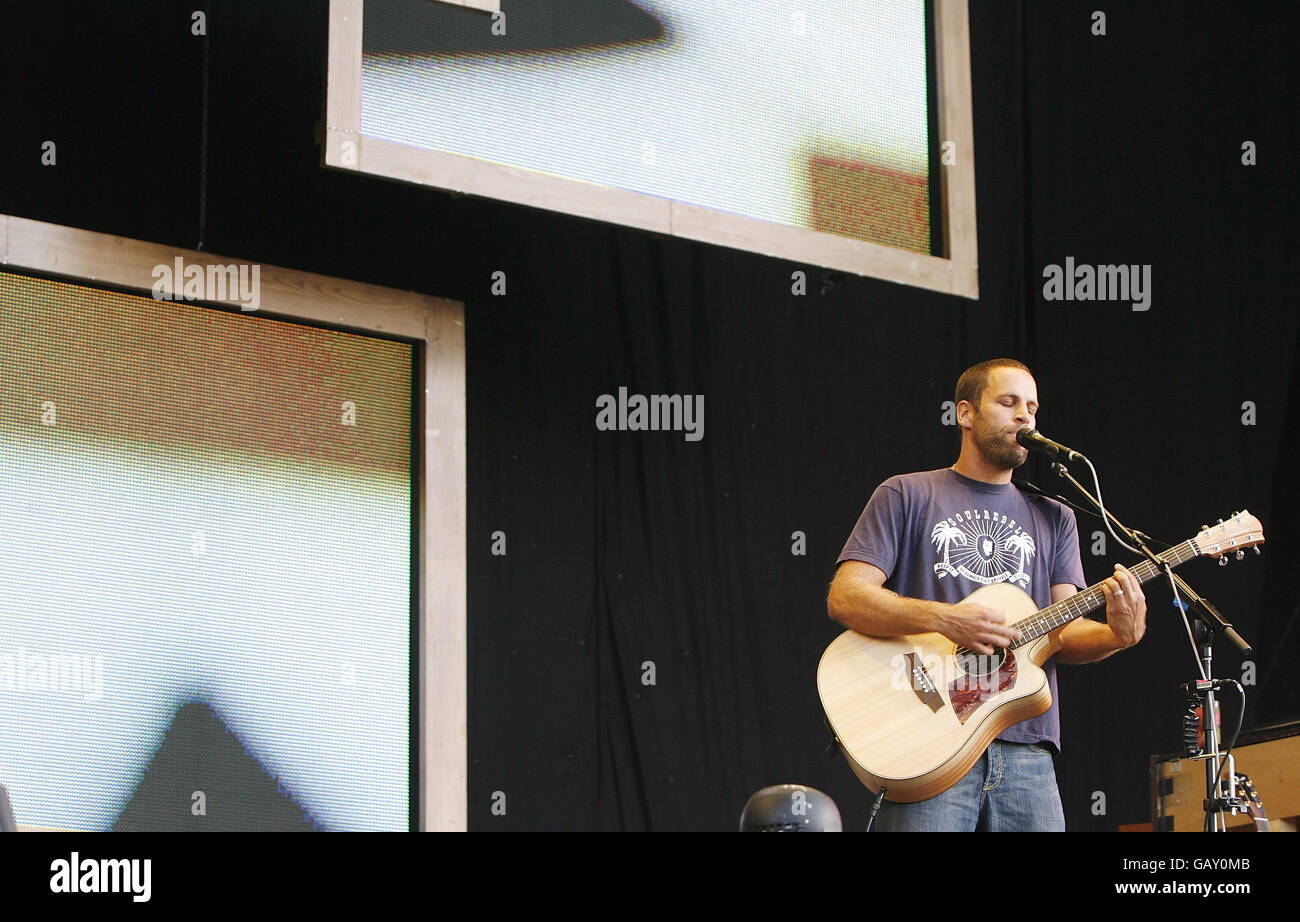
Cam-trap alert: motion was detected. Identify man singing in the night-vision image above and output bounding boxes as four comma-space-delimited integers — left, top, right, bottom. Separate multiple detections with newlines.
826, 358, 1147, 831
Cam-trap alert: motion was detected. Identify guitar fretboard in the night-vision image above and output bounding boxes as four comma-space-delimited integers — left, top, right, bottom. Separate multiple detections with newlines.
1013, 538, 1200, 645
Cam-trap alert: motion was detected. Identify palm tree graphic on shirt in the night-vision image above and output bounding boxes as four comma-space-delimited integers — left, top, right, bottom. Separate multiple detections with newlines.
931, 515, 1035, 587
930, 521, 968, 578
1004, 532, 1037, 585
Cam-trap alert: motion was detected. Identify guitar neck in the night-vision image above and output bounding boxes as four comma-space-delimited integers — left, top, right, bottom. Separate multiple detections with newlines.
1015, 538, 1201, 644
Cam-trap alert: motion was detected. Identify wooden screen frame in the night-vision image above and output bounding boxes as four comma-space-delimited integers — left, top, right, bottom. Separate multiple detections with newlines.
325, 0, 979, 298
0, 214, 467, 832
436, 0, 500, 12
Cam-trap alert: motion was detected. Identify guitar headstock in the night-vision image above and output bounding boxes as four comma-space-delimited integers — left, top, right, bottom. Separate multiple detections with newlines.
1191, 510, 1265, 562
1234, 772, 1269, 830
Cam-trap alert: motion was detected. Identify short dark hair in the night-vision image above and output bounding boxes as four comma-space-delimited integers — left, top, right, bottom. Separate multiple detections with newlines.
956, 359, 1032, 408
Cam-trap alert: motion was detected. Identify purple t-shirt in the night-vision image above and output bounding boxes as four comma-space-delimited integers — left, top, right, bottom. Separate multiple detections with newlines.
836, 468, 1086, 752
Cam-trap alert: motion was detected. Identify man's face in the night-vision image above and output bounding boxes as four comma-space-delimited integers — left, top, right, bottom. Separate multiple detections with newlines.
964, 366, 1038, 471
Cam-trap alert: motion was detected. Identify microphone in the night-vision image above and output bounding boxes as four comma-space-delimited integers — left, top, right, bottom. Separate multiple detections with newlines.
1016, 428, 1087, 462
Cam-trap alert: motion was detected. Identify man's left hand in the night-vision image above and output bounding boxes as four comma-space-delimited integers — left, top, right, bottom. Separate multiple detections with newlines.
1101, 563, 1146, 648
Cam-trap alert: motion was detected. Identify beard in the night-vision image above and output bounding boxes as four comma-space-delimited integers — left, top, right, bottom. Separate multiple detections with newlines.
973, 415, 1029, 470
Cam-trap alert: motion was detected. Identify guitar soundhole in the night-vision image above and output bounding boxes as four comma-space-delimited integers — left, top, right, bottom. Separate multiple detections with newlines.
948, 647, 1018, 724
955, 646, 1007, 677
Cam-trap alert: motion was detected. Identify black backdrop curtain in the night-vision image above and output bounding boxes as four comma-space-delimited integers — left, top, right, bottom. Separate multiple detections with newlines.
2, 1, 1296, 830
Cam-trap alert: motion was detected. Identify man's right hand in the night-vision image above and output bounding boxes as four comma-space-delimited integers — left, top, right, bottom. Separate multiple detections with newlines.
935, 601, 1021, 654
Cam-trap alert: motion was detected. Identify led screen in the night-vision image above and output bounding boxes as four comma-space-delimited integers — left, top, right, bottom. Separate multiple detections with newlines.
360, 0, 934, 254
0, 271, 414, 831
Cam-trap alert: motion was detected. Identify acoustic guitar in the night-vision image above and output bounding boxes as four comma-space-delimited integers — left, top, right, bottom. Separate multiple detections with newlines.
818, 512, 1264, 802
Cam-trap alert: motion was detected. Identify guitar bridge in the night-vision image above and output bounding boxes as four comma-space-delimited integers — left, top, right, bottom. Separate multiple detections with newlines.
904, 652, 944, 713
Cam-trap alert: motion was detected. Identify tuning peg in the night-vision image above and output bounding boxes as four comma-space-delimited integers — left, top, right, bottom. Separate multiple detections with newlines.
1219, 556, 1229, 566
1254, 547, 1261, 555
1200, 524, 1209, 531
1236, 550, 1245, 560
1218, 518, 1224, 524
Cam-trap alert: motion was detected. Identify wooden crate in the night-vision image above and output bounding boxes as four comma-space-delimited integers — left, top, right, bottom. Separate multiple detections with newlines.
1152, 721, 1300, 832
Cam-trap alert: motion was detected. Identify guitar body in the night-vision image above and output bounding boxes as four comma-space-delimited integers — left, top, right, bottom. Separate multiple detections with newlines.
816, 510, 1265, 804
817, 582, 1063, 803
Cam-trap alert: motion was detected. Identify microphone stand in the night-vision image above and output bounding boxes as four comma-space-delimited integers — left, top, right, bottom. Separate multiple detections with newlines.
1045, 461, 1254, 832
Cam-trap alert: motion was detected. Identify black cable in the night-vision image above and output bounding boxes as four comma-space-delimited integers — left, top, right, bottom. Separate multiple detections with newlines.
865, 786, 887, 832
197, 6, 210, 250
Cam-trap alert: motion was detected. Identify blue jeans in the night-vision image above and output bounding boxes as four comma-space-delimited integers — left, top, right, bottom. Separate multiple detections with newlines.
872, 740, 1065, 831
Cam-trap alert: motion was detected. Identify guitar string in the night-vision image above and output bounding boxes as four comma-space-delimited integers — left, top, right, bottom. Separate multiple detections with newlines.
954, 540, 1191, 659
952, 520, 1257, 658
1011, 540, 1197, 646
